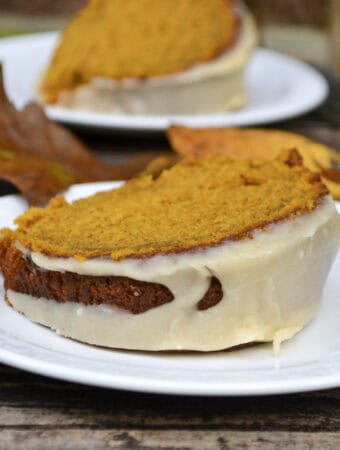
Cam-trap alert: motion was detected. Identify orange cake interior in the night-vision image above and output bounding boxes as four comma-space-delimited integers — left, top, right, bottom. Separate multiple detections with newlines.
6, 151, 327, 261
41, 0, 238, 103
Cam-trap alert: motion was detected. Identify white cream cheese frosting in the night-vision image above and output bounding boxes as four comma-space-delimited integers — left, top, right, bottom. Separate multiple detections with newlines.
8, 196, 340, 352
55, 4, 257, 115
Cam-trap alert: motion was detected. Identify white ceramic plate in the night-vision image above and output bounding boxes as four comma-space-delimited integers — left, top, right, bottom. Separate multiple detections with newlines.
0, 182, 340, 396
0, 32, 328, 131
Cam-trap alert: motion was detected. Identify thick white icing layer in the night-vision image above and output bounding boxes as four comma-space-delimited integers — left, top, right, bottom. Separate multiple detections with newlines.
11, 196, 340, 352
56, 6, 257, 114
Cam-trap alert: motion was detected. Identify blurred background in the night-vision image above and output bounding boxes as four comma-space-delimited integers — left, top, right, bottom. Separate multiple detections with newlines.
0, 0, 339, 73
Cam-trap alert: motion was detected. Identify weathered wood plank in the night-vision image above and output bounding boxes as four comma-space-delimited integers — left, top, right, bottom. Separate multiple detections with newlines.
0, 402, 339, 432
0, 388, 339, 431
0, 430, 339, 450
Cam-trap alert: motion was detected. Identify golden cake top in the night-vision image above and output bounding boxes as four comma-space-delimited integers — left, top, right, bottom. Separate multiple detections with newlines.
8, 151, 328, 261
41, 0, 238, 103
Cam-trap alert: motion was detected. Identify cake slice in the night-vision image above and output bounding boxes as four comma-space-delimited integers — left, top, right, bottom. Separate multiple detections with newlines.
0, 151, 339, 351
39, 0, 257, 114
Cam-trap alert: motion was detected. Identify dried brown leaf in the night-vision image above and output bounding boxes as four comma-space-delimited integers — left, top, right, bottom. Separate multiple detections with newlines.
0, 65, 143, 205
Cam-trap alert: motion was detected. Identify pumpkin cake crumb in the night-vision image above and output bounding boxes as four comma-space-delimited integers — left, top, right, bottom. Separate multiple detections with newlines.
40, 0, 239, 103
9, 150, 328, 261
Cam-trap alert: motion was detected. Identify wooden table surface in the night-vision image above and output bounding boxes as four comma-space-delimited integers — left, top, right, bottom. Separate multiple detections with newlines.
1, 110, 340, 450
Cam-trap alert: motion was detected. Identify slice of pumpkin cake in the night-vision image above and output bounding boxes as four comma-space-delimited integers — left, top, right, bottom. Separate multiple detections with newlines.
39, 0, 257, 114
0, 151, 339, 351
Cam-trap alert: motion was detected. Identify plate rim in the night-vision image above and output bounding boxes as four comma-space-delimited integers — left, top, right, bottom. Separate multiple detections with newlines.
0, 337, 339, 396
0, 31, 329, 131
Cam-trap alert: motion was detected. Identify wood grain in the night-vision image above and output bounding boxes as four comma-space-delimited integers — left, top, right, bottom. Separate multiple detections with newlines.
1, 430, 340, 450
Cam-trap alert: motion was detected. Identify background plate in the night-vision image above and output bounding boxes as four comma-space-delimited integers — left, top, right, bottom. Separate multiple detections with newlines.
0, 32, 329, 131
0, 183, 339, 396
